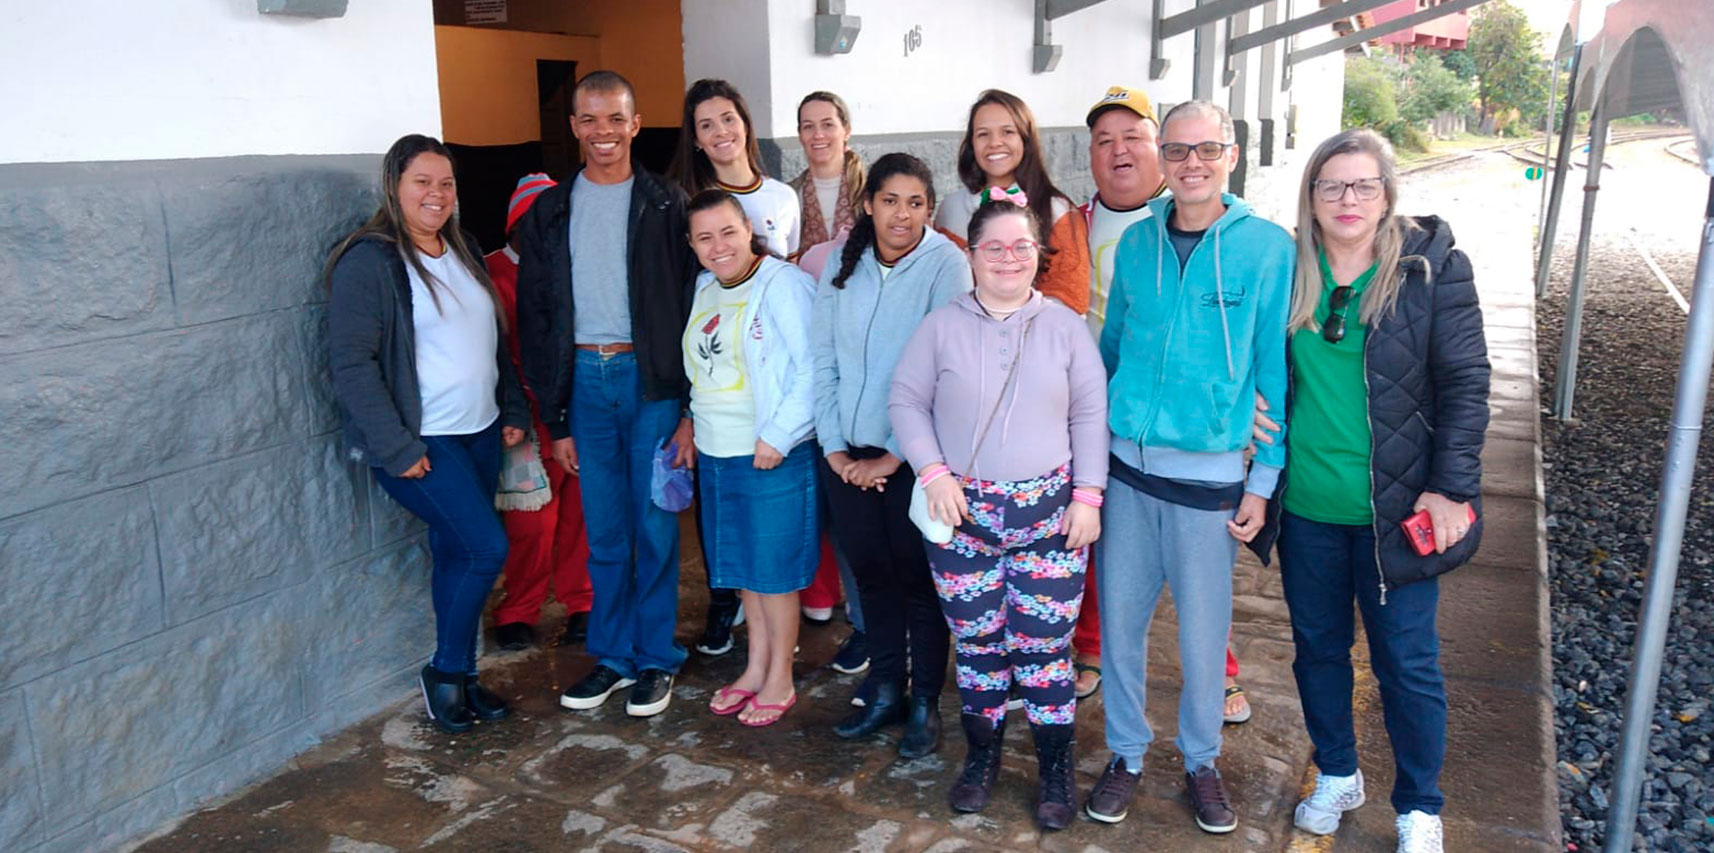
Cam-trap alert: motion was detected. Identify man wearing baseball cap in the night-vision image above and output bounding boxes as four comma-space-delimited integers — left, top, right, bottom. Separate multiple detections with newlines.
484, 174, 596, 654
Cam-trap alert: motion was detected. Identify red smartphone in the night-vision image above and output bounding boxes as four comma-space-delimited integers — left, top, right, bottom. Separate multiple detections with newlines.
1401, 505, 1478, 556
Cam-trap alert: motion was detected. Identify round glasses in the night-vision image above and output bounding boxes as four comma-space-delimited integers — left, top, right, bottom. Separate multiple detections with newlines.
1313, 177, 1385, 203
976, 239, 1038, 262
1160, 141, 1232, 162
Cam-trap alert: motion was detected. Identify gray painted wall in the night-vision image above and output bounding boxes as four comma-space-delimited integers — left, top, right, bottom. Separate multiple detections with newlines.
0, 155, 438, 852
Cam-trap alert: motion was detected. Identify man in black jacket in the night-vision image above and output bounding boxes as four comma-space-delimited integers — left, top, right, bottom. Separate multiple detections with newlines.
515, 70, 696, 718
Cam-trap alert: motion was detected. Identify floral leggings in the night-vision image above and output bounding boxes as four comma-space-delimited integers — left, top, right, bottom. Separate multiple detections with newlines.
929, 464, 1086, 728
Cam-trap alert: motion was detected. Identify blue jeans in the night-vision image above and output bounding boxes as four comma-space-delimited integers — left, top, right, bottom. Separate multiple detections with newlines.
1278, 511, 1447, 815
1096, 475, 1236, 771
372, 420, 507, 675
570, 350, 687, 677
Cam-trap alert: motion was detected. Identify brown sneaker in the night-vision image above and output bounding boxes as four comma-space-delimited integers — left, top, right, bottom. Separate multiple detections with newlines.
1186, 765, 1236, 833
1084, 755, 1141, 824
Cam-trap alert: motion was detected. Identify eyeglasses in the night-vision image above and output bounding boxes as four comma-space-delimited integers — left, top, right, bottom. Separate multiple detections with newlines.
975, 239, 1038, 262
1160, 141, 1232, 162
1322, 286, 1354, 343
1313, 177, 1386, 203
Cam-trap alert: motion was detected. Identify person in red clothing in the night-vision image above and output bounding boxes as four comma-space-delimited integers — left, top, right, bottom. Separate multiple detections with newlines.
485, 173, 594, 651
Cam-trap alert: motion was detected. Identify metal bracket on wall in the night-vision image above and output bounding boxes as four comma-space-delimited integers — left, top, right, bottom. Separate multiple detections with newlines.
1150, 0, 1170, 79
814, 0, 861, 55
1032, 0, 1109, 73
257, 0, 345, 16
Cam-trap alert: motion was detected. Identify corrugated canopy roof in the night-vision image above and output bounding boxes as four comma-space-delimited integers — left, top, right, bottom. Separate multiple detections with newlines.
1570, 0, 1714, 174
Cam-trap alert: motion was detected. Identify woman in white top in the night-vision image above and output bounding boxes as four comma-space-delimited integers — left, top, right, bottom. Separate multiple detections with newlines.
935, 90, 1091, 315
669, 78, 801, 256
683, 190, 820, 727
326, 134, 530, 735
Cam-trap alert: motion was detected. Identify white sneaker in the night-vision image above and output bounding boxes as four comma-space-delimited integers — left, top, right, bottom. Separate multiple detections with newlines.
801, 605, 833, 622
1395, 810, 1443, 853
1294, 770, 1365, 835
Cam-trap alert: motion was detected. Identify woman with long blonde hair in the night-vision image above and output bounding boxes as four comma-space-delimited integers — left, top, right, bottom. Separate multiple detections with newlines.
1261, 128, 1490, 853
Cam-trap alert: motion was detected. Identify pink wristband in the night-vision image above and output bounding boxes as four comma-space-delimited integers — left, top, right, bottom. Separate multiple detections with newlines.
917, 463, 950, 486
1071, 488, 1104, 508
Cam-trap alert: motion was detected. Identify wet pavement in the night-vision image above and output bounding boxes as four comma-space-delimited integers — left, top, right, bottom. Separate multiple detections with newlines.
135, 151, 1561, 853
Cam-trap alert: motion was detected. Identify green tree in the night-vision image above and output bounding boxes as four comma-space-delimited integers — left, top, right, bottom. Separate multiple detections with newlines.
1440, 49, 1476, 81
1343, 56, 1398, 130
1468, 0, 1550, 129
1399, 55, 1474, 124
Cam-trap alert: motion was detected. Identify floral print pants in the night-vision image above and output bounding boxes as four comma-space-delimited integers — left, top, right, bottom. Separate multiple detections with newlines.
930, 464, 1086, 728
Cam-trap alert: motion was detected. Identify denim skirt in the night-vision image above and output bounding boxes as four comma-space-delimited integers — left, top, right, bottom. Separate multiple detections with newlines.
697, 440, 820, 594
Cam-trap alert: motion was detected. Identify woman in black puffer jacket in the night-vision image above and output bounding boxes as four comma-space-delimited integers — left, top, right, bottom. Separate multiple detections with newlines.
1263, 128, 1489, 853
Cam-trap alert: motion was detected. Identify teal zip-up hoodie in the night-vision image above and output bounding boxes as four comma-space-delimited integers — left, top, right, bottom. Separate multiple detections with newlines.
1098, 192, 1293, 496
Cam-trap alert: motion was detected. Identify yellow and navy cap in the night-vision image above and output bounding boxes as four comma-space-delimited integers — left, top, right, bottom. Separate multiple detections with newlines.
1086, 86, 1156, 127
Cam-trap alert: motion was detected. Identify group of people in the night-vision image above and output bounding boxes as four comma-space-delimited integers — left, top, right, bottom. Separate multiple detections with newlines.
326, 69, 1490, 853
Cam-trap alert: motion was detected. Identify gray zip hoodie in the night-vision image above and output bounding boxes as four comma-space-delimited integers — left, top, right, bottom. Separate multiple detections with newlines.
812, 229, 972, 456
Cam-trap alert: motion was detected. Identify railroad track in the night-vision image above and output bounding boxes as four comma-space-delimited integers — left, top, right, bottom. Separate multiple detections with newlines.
1399, 128, 1692, 175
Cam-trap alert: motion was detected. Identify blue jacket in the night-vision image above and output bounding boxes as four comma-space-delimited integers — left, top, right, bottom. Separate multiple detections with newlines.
689, 256, 818, 454
813, 229, 972, 456
1099, 193, 1293, 496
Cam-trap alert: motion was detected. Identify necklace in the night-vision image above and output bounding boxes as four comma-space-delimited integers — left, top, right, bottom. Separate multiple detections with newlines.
975, 292, 1023, 321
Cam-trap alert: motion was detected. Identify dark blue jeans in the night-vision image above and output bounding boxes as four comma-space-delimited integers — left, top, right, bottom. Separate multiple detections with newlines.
570, 350, 687, 677
372, 420, 507, 675
1278, 511, 1447, 815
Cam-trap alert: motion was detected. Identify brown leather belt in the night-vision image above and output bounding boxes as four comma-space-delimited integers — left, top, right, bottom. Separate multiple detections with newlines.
575, 342, 634, 355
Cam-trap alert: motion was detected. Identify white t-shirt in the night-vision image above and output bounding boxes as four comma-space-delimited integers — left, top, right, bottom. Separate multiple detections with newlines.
684, 273, 758, 458
812, 175, 841, 229
934, 186, 1073, 244
1086, 197, 1156, 340
405, 248, 500, 436
727, 177, 802, 257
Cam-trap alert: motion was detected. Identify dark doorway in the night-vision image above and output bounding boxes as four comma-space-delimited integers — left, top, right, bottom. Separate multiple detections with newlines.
539, 59, 579, 180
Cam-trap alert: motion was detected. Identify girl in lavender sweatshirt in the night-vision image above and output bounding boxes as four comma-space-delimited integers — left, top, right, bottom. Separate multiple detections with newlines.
889, 200, 1109, 830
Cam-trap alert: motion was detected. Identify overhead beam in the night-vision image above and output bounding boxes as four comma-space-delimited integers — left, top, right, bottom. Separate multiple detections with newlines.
1287, 0, 1489, 65
1228, 0, 1398, 55
1161, 0, 1272, 39
1045, 0, 1109, 20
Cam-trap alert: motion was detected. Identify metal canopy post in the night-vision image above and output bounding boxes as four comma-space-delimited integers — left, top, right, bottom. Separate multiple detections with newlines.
1603, 178, 1714, 853
1552, 103, 1610, 420
1537, 44, 1583, 298
1536, 52, 1563, 249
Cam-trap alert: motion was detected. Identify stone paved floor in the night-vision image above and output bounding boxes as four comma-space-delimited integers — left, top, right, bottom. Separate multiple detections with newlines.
135, 154, 1559, 853
136, 532, 1317, 853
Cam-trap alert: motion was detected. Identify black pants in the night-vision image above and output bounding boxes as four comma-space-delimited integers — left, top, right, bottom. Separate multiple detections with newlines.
820, 446, 948, 698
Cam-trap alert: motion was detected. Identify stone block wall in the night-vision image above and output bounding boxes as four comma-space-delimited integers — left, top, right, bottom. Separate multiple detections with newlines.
0, 155, 437, 852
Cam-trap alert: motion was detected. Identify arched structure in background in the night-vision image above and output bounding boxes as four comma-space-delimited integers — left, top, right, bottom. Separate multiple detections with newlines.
1534, 2, 1714, 850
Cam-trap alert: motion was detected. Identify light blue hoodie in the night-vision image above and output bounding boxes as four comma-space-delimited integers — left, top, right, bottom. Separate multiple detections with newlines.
1099, 192, 1293, 496
688, 255, 817, 454
813, 229, 972, 456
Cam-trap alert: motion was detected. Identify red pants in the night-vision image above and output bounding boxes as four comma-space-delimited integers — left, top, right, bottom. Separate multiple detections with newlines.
801, 534, 843, 609
1073, 552, 1241, 677
492, 461, 593, 625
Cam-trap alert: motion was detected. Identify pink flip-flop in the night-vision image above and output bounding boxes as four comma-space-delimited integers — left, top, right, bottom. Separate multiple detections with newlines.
710, 686, 756, 716
740, 692, 797, 728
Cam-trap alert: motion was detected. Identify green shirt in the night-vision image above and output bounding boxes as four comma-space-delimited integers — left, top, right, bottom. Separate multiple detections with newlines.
1283, 251, 1377, 525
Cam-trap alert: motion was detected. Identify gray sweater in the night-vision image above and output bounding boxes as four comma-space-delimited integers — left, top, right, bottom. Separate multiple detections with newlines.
890, 291, 1109, 487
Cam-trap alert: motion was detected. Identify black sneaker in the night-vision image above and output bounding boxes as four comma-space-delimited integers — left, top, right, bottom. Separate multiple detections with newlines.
494, 622, 534, 651
696, 602, 740, 656
1186, 765, 1237, 834
626, 669, 675, 717
831, 630, 869, 674
1085, 755, 1142, 824
559, 665, 635, 711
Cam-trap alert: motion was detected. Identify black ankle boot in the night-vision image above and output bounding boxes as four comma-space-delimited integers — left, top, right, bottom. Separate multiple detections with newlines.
419, 665, 475, 733
835, 680, 907, 739
898, 694, 942, 759
463, 674, 510, 722
1031, 723, 1077, 830
949, 714, 1006, 812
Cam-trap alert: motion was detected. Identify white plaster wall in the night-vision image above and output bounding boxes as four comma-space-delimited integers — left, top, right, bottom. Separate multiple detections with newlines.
744, 0, 1208, 138
0, 0, 442, 164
